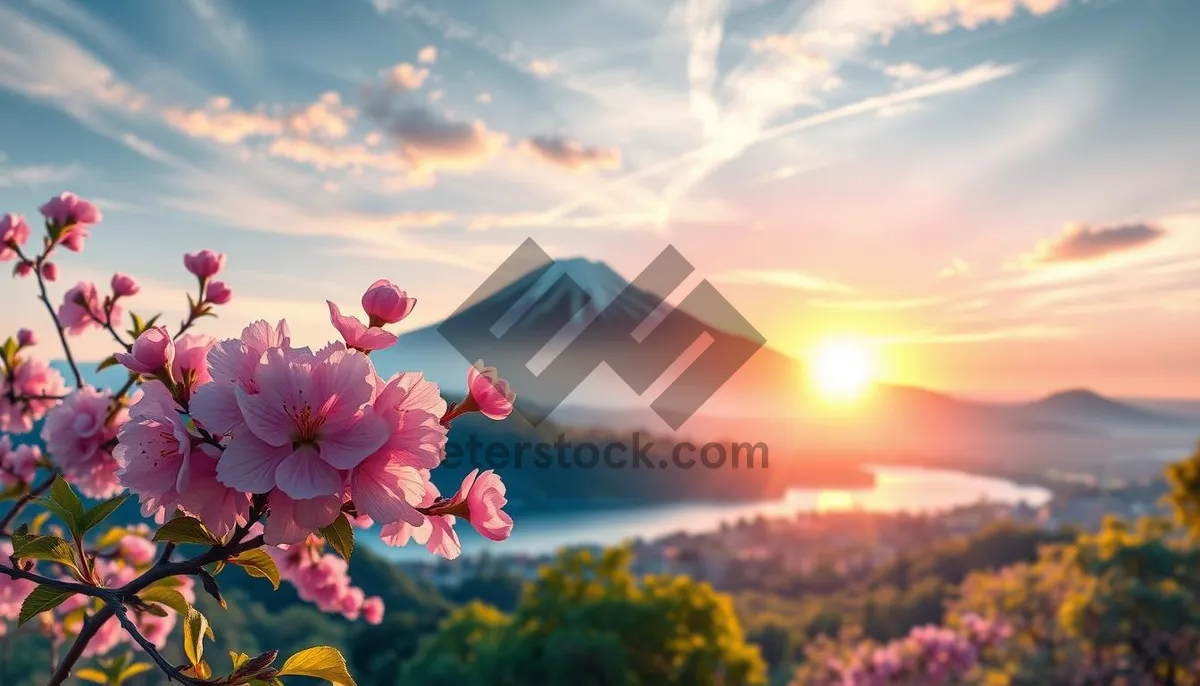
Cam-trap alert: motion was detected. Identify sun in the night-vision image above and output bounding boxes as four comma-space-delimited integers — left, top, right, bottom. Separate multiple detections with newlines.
807, 337, 878, 402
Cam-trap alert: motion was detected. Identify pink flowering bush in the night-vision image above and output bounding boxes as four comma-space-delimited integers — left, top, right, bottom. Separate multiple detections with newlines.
794, 616, 1011, 686
0, 192, 517, 685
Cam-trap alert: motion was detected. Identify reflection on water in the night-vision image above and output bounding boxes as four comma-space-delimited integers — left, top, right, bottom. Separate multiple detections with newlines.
367, 466, 1052, 559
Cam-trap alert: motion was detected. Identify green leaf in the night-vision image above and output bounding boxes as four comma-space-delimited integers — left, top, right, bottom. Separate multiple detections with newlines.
80, 495, 129, 534
319, 515, 354, 562
93, 526, 130, 551
12, 535, 83, 579
130, 312, 144, 335
33, 498, 78, 534
49, 476, 84, 527
231, 549, 281, 590
74, 668, 108, 685
18, 586, 75, 626
182, 605, 213, 667
278, 646, 356, 686
138, 587, 190, 617
96, 355, 121, 373
153, 515, 222, 546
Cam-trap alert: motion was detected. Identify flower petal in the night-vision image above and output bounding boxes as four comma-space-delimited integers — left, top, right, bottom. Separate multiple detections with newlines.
274, 444, 343, 499
215, 433, 292, 493
318, 409, 389, 470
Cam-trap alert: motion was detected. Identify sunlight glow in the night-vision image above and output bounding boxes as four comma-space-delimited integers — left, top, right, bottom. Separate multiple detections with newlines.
808, 336, 878, 402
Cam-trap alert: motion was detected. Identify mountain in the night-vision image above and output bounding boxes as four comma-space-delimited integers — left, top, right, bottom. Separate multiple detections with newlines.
1017, 388, 1194, 430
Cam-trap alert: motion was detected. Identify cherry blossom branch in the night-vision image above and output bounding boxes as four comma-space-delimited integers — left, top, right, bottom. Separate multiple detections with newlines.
13, 245, 83, 388
48, 605, 117, 686
110, 604, 201, 685
0, 475, 56, 534
91, 300, 130, 352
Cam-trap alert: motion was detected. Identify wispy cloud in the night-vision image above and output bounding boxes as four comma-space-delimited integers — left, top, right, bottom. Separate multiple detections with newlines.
0, 159, 80, 187
519, 137, 621, 172
713, 268, 852, 293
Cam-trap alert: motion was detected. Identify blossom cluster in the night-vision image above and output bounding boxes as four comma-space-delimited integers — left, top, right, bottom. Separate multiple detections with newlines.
0, 191, 519, 665
269, 535, 385, 623
816, 617, 1010, 686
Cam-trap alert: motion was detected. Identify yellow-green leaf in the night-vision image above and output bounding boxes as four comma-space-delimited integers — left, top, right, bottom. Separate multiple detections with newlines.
12, 535, 83, 579
278, 646, 356, 686
231, 549, 281, 590
74, 668, 108, 684
154, 515, 222, 546
18, 586, 75, 626
93, 526, 130, 551
29, 511, 52, 535
182, 606, 213, 666
318, 516, 354, 561
117, 662, 153, 682
138, 587, 190, 617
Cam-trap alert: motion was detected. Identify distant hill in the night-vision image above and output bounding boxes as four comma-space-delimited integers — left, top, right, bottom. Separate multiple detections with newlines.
1015, 388, 1194, 431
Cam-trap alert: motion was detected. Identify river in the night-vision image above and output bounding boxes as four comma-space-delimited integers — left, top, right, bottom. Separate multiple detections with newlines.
365, 465, 1052, 559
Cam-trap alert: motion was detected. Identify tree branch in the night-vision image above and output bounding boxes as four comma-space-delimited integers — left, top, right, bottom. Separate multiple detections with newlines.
0, 475, 56, 534
47, 604, 116, 686
14, 245, 82, 388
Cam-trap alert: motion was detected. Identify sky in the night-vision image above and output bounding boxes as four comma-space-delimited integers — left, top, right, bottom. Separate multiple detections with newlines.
0, 0, 1198, 400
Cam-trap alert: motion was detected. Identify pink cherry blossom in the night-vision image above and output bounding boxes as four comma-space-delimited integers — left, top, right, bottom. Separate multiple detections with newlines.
206, 280, 232, 304
362, 596, 385, 624
215, 346, 388, 499
327, 301, 397, 352
41, 262, 59, 282
179, 447, 251, 538
349, 372, 446, 525
190, 319, 290, 438
268, 544, 377, 621
14, 262, 31, 278
39, 192, 102, 229
16, 328, 35, 347
173, 333, 216, 387
184, 249, 225, 278
0, 213, 30, 261
115, 326, 175, 376
262, 491, 343, 546
380, 475, 462, 560
361, 279, 416, 325
0, 542, 35, 632
460, 469, 513, 541
118, 534, 158, 567
466, 361, 515, 420
111, 272, 140, 297
0, 356, 67, 432
114, 388, 197, 519
42, 387, 125, 498
0, 436, 40, 486
58, 282, 121, 335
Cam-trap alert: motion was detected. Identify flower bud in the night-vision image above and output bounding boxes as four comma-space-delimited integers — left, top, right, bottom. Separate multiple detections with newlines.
41, 262, 59, 282
466, 361, 515, 420
16, 329, 36, 347
205, 280, 232, 304
183, 249, 225, 279
39, 192, 101, 229
114, 326, 176, 377
14, 262, 32, 278
361, 279, 416, 325
111, 272, 140, 297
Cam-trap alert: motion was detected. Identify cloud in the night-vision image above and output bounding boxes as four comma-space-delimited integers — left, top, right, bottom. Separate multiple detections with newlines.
185, 0, 251, 59
875, 325, 1075, 345
386, 63, 430, 91
529, 59, 557, 77
163, 92, 355, 144
713, 269, 851, 293
418, 46, 438, 64
0, 160, 80, 187
366, 104, 507, 172
749, 34, 832, 71
265, 137, 406, 172
809, 296, 945, 310
520, 136, 621, 172
938, 257, 972, 279
1020, 222, 1167, 265
882, 62, 950, 84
